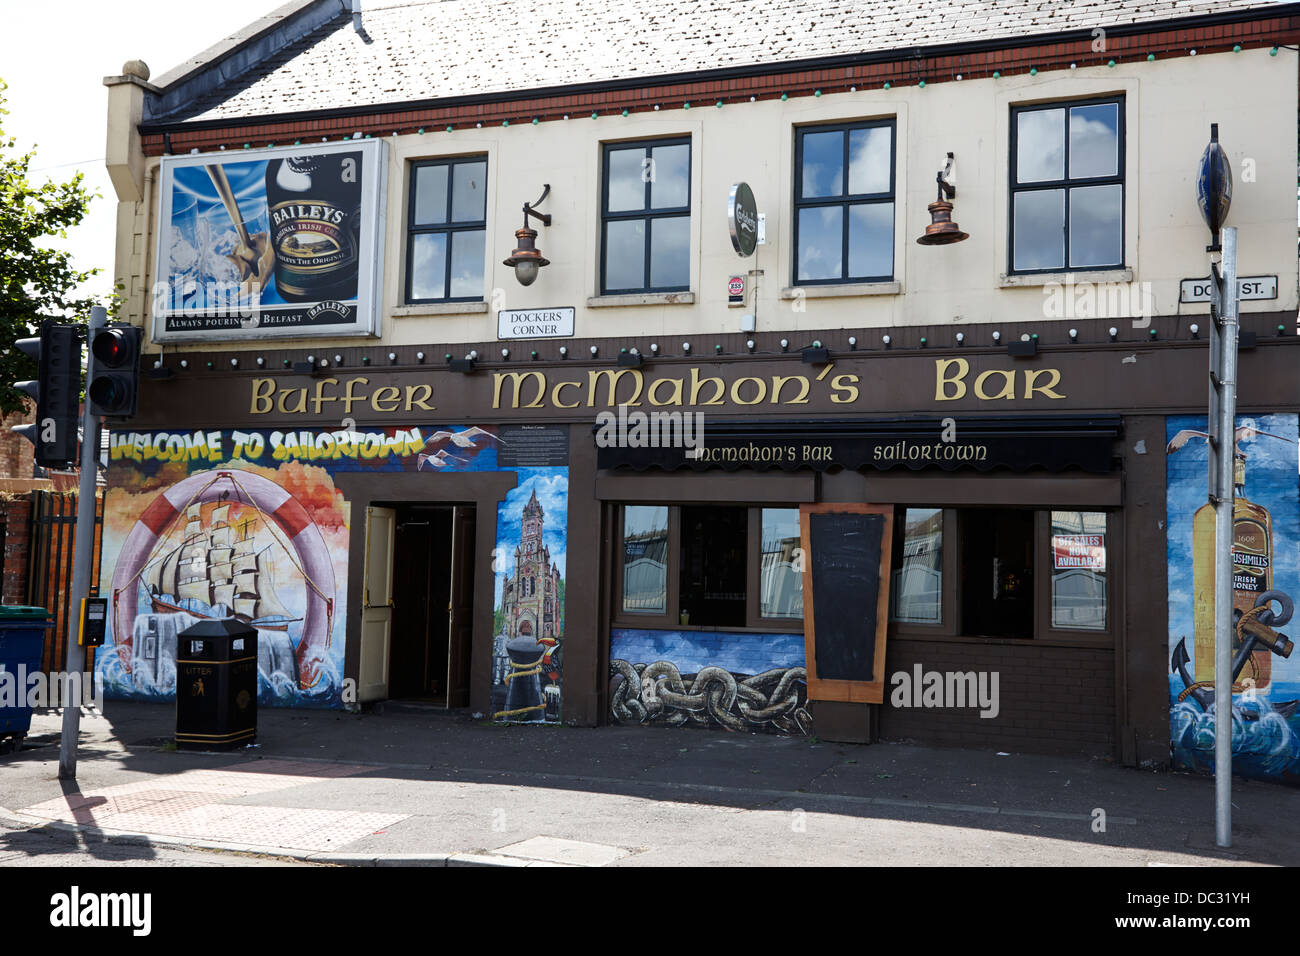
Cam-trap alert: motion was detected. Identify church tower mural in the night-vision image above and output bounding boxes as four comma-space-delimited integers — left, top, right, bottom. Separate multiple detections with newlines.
492, 472, 568, 723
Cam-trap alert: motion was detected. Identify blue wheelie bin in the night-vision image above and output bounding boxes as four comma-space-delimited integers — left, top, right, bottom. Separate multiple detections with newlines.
0, 605, 51, 755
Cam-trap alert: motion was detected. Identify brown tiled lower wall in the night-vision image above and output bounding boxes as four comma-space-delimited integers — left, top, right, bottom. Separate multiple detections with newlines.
878, 637, 1115, 758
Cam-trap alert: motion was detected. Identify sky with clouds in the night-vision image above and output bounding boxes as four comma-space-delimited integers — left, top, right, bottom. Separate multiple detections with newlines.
1, 0, 276, 304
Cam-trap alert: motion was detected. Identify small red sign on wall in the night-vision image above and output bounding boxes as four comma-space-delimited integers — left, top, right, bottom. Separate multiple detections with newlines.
728, 275, 745, 301
1052, 534, 1105, 570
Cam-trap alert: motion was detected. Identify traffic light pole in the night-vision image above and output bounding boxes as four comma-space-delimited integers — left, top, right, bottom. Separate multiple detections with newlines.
58, 305, 107, 781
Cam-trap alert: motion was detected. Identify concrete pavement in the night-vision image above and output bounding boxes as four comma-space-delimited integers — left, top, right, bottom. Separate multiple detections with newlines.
0, 701, 1294, 866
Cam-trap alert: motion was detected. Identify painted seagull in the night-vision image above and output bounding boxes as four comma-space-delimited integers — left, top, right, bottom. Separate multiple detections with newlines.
418, 449, 469, 469
417, 427, 504, 471
1167, 424, 1294, 456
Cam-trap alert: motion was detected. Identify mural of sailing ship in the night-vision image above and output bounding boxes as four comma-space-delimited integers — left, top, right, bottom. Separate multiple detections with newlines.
140, 502, 302, 688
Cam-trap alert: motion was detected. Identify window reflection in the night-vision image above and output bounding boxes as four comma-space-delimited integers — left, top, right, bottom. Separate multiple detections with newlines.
797, 206, 843, 281
801, 130, 843, 198
650, 144, 689, 209
451, 161, 487, 222
891, 508, 943, 624
605, 220, 646, 291
607, 149, 646, 212
1013, 190, 1065, 271
409, 233, 447, 300
848, 127, 891, 194
649, 216, 690, 288
449, 230, 485, 299
848, 203, 893, 279
1069, 104, 1119, 179
1017, 108, 1064, 183
623, 506, 668, 613
1069, 184, 1123, 268
760, 509, 803, 619
413, 165, 449, 224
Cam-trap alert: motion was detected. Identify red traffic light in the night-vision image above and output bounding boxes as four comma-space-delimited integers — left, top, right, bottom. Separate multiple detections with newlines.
91, 328, 130, 367
87, 323, 142, 418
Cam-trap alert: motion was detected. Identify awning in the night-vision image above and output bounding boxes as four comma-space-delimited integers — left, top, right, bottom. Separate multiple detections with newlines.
594, 414, 1122, 474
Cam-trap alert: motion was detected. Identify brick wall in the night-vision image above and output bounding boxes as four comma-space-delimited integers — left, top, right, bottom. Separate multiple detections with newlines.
0, 496, 31, 604
878, 637, 1115, 757
0, 407, 36, 481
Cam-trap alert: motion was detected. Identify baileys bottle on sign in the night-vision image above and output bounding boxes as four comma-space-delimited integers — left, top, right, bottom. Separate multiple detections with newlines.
265, 151, 363, 302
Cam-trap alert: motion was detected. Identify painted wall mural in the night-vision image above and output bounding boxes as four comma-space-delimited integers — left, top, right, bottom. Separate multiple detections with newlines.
490, 465, 568, 723
102, 423, 569, 711
1166, 413, 1300, 783
609, 629, 811, 735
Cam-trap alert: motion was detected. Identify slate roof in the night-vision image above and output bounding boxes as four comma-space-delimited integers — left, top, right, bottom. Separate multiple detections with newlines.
157, 0, 1289, 123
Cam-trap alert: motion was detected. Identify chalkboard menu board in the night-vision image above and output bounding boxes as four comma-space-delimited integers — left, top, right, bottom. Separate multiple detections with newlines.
800, 504, 894, 703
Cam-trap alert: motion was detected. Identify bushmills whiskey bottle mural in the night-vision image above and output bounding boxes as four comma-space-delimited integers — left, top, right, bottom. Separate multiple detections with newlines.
265, 151, 363, 302
1180, 427, 1294, 690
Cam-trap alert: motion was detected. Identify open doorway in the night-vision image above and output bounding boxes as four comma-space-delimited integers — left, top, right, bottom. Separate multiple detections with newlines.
381, 504, 476, 705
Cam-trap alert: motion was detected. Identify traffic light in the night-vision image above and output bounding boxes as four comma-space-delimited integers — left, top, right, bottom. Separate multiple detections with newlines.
14, 321, 82, 469
87, 324, 143, 418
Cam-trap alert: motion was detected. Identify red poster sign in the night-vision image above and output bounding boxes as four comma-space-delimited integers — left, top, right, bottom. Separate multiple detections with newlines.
1052, 534, 1105, 570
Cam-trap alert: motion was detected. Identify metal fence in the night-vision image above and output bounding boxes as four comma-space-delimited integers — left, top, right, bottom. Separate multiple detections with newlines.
26, 491, 103, 674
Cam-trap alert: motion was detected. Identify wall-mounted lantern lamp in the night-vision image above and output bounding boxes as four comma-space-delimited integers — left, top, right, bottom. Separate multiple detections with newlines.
503, 184, 552, 285
916, 153, 968, 245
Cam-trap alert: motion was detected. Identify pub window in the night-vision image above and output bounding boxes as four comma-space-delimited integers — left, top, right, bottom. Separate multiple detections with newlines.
621, 505, 669, 614
406, 156, 488, 303
614, 504, 804, 631
1049, 510, 1108, 631
793, 119, 895, 284
890, 508, 943, 624
601, 138, 691, 294
1010, 96, 1124, 273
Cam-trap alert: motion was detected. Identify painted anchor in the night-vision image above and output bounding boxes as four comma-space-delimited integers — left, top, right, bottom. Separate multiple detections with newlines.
1172, 589, 1298, 720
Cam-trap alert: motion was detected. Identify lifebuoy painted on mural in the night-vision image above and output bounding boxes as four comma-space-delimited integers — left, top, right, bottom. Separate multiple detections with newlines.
109, 469, 335, 690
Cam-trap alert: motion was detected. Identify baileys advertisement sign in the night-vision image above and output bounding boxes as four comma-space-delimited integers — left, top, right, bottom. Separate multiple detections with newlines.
153, 140, 387, 341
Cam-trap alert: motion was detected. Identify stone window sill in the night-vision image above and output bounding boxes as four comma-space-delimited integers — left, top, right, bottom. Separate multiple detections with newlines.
780, 281, 901, 299
586, 291, 696, 308
999, 269, 1133, 288
392, 301, 489, 318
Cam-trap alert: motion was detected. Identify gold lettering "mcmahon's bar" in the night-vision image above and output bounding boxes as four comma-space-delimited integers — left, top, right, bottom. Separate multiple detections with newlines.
243, 360, 1069, 417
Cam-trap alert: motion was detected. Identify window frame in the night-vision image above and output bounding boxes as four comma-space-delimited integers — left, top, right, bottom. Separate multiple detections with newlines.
883, 506, 1118, 646
611, 504, 804, 633
1007, 94, 1126, 276
792, 118, 897, 286
404, 155, 489, 305
599, 137, 693, 295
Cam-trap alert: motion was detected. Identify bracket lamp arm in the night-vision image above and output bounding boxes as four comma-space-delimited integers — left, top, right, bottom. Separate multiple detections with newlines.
523, 183, 552, 228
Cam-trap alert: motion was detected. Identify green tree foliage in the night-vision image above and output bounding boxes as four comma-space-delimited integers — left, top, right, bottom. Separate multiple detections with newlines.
0, 79, 102, 415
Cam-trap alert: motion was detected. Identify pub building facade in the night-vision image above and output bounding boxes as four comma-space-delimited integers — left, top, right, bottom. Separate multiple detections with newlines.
99, 0, 1300, 776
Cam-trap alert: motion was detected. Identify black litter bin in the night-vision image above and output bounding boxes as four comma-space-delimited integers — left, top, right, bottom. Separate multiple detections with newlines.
175, 618, 258, 750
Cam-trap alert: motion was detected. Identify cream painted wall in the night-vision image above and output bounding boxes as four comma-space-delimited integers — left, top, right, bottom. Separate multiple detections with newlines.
112, 47, 1298, 352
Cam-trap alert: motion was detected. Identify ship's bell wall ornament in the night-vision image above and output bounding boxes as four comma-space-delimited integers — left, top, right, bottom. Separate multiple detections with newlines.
503, 183, 553, 285
916, 152, 969, 245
